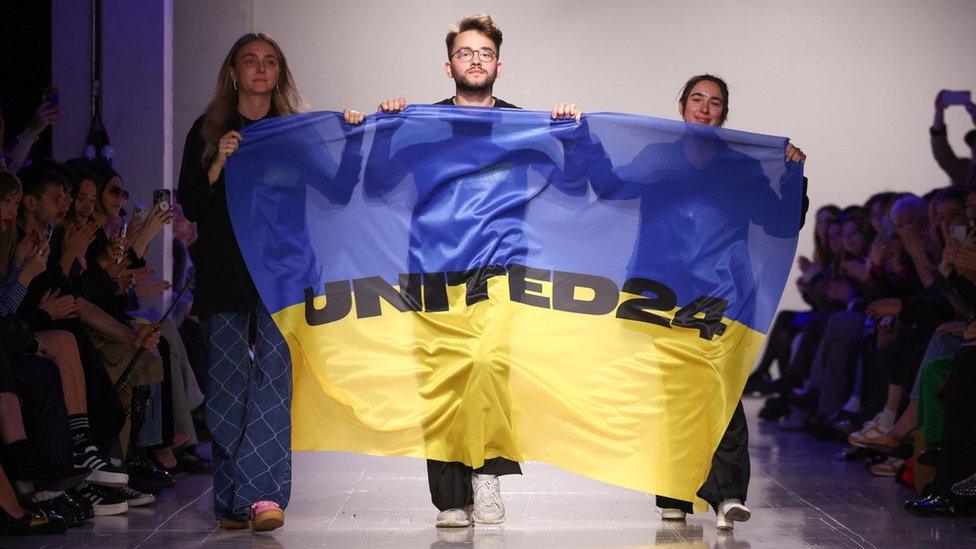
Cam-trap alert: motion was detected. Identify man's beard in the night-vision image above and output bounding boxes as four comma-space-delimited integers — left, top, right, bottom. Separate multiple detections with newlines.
454, 69, 496, 94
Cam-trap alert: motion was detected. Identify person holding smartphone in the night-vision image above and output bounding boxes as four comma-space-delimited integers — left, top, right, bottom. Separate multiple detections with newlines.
0, 92, 60, 174
931, 89, 976, 187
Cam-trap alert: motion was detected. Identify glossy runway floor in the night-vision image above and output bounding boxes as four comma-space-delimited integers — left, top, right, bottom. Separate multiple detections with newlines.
6, 399, 976, 548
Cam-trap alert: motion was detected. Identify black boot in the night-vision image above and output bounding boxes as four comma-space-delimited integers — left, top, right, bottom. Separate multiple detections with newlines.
0, 505, 68, 535
916, 447, 942, 467
743, 371, 771, 395
125, 450, 174, 494
904, 494, 957, 516
758, 395, 789, 421
33, 492, 87, 527
175, 446, 212, 475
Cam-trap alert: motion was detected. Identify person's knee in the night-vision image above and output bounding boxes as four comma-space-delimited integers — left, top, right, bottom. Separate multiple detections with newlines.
823, 311, 864, 337
39, 330, 76, 361
15, 356, 63, 398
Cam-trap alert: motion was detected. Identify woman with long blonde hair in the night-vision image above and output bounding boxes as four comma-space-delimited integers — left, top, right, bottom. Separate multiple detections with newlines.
0, 172, 48, 295
176, 33, 302, 533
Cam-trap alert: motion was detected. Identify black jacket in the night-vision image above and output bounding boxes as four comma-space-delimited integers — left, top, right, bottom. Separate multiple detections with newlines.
176, 111, 274, 316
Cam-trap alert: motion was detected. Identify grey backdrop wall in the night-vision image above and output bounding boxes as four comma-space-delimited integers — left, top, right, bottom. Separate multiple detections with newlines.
173, 0, 976, 310
116, 0, 976, 311
54, 0, 173, 311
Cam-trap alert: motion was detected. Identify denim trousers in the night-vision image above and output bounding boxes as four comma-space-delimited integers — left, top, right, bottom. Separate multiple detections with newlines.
204, 302, 292, 520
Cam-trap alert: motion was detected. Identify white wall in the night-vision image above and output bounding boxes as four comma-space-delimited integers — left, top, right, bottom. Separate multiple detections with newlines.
53, 0, 172, 310
165, 0, 971, 310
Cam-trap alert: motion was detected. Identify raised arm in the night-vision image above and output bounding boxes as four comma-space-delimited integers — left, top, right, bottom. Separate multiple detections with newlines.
363, 99, 412, 198
930, 90, 967, 183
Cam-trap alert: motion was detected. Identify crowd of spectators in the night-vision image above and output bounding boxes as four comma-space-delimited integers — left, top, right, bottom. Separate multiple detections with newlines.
0, 92, 211, 535
747, 91, 976, 520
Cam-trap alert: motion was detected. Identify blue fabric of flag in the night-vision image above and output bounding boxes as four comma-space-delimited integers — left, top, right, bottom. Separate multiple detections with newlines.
225, 105, 801, 335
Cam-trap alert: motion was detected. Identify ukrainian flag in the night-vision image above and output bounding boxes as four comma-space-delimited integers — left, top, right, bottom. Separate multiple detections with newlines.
225, 105, 802, 506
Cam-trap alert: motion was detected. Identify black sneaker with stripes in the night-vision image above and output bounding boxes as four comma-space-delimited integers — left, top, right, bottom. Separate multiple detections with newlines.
73, 444, 128, 486
112, 485, 156, 507
66, 483, 128, 516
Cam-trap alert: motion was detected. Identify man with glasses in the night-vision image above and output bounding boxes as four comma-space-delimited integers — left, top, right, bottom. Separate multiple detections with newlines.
377, 13, 580, 529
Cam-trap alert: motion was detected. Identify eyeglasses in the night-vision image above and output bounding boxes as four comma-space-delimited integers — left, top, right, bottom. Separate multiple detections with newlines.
451, 47, 497, 63
107, 186, 129, 200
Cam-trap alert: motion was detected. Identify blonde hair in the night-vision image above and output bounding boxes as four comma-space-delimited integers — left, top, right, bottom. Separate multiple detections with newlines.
201, 33, 302, 166
0, 172, 23, 277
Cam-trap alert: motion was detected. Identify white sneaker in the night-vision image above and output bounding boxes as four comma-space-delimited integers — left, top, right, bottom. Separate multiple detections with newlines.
471, 473, 505, 524
436, 507, 471, 528
660, 508, 687, 521
716, 499, 750, 531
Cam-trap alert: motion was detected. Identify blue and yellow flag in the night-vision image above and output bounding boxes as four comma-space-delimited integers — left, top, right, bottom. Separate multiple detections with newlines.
225, 105, 802, 505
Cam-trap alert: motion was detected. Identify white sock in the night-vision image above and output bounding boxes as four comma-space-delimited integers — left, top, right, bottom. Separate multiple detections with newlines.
32, 490, 64, 503
877, 409, 896, 431
842, 396, 860, 413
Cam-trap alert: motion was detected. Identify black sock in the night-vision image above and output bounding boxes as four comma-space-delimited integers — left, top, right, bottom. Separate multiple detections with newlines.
67, 414, 92, 451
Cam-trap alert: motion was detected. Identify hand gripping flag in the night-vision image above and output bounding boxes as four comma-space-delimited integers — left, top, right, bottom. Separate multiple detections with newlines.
225, 105, 802, 506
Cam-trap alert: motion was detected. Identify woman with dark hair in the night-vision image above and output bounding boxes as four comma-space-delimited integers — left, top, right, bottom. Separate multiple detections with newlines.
62, 160, 99, 228
84, 162, 171, 287
177, 32, 363, 533
839, 210, 876, 273
655, 74, 807, 531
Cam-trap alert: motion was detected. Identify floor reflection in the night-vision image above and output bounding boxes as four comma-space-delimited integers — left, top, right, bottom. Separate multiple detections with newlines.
427, 522, 754, 549
39, 400, 976, 548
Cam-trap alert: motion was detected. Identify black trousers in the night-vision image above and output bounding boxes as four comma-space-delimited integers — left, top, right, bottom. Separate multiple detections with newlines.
427, 457, 522, 511
755, 311, 800, 379
656, 400, 750, 513
932, 345, 976, 495
10, 355, 73, 467
0, 350, 14, 393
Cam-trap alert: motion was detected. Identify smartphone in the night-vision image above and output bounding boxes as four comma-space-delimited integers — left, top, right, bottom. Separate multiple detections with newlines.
116, 222, 127, 264
42, 86, 61, 122
950, 224, 968, 243
153, 189, 172, 212
942, 90, 972, 106
132, 205, 149, 225
43, 221, 55, 242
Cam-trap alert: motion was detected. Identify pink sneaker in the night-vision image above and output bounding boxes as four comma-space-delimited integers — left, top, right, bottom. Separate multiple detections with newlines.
250, 500, 284, 532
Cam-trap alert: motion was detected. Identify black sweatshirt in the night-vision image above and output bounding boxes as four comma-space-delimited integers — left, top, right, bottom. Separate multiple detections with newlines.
176, 111, 274, 317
